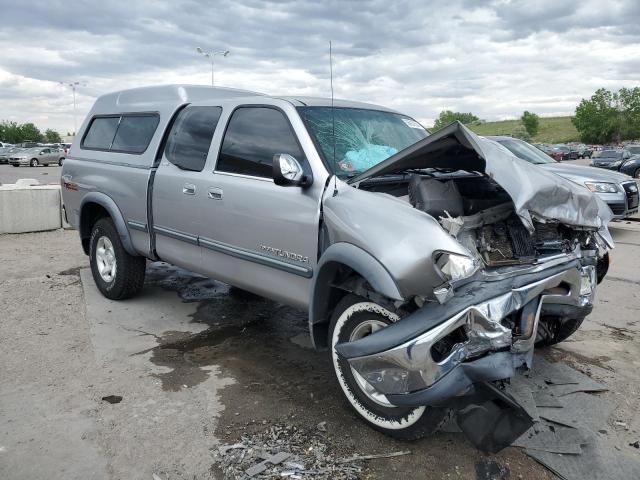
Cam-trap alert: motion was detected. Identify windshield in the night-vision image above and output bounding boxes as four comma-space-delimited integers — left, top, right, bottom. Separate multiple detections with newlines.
600, 150, 623, 159
298, 106, 428, 176
627, 146, 640, 155
496, 138, 556, 165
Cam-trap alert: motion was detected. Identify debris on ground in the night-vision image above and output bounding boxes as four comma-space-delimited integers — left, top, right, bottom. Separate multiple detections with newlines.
214, 423, 403, 479
101, 395, 123, 404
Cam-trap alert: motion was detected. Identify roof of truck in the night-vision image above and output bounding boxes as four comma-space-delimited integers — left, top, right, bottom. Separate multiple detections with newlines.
90, 85, 394, 113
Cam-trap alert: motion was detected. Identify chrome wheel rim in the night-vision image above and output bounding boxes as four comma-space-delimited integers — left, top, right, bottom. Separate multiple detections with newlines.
96, 236, 117, 282
349, 319, 395, 407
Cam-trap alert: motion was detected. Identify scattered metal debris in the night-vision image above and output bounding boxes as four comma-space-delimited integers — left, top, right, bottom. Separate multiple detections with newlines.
101, 395, 122, 404
338, 451, 411, 463
214, 424, 376, 479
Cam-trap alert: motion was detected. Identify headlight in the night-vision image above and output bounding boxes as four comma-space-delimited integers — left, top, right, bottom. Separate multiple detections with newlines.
434, 252, 479, 282
610, 160, 622, 167
584, 182, 618, 193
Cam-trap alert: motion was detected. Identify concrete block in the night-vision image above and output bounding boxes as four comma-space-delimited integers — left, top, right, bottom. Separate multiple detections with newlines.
0, 184, 62, 233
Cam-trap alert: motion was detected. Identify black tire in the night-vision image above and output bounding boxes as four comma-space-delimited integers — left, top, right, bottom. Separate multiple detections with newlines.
11, 164, 19, 167
30, 158, 38, 167
536, 316, 586, 347
89, 217, 146, 300
634, 168, 640, 179
329, 294, 447, 440
59, 158, 64, 166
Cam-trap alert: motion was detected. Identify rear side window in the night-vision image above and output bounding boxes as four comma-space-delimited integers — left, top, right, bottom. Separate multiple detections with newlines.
164, 106, 222, 171
217, 107, 305, 178
82, 114, 159, 154
82, 117, 119, 150
111, 115, 160, 153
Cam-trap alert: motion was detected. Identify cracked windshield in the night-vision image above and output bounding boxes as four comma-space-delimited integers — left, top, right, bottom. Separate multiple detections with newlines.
299, 107, 428, 176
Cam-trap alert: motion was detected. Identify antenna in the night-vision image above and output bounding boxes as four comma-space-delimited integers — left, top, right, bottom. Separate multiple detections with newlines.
330, 41, 338, 195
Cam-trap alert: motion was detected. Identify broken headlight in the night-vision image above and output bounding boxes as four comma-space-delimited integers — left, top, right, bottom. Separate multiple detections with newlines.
584, 181, 618, 193
434, 251, 479, 282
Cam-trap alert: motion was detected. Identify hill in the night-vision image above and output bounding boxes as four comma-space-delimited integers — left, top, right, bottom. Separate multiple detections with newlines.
467, 116, 580, 144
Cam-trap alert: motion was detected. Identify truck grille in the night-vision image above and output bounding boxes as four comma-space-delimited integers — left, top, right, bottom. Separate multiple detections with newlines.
623, 182, 639, 210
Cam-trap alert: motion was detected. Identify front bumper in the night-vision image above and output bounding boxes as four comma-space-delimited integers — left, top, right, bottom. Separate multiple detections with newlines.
336, 260, 596, 407
8, 159, 29, 166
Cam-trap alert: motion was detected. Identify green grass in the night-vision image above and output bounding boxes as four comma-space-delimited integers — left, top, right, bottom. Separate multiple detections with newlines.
467, 116, 580, 144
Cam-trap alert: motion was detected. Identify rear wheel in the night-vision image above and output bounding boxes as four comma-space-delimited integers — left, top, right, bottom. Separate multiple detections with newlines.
59, 158, 64, 166
329, 294, 447, 439
30, 158, 38, 167
89, 217, 146, 300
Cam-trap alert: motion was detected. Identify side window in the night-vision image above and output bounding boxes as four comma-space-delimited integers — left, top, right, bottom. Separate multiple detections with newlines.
217, 107, 305, 178
111, 114, 160, 154
164, 106, 222, 172
82, 117, 119, 150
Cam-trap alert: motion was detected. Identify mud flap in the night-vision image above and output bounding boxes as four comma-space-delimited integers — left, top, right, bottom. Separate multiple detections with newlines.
455, 381, 533, 454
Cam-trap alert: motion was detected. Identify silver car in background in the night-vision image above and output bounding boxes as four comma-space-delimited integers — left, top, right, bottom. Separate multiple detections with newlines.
9, 146, 65, 167
487, 136, 639, 219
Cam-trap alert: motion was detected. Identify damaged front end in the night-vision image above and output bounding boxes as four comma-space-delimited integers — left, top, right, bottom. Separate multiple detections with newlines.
326, 122, 612, 446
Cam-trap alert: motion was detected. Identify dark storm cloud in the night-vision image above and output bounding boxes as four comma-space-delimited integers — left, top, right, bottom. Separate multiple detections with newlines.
0, 0, 639, 132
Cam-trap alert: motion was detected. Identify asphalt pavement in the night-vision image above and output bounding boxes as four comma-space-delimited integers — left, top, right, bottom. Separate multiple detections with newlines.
0, 164, 62, 185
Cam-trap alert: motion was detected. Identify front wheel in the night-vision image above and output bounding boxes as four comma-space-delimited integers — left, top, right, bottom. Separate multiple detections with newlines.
329, 294, 447, 440
634, 168, 640, 179
59, 158, 64, 166
89, 217, 146, 300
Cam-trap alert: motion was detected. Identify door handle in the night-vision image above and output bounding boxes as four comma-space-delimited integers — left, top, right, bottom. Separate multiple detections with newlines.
208, 187, 223, 200
183, 183, 196, 195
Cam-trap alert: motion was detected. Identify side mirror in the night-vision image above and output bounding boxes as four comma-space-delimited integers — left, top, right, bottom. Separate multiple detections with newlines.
273, 153, 312, 187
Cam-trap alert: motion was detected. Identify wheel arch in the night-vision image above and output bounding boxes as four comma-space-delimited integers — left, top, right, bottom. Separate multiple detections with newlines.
79, 193, 136, 256
309, 242, 404, 350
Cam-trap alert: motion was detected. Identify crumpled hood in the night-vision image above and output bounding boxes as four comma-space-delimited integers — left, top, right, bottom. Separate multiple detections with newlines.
349, 122, 613, 243
541, 162, 631, 184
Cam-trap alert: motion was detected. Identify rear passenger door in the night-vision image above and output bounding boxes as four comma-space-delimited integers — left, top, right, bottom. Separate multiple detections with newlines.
152, 105, 222, 272
198, 106, 320, 309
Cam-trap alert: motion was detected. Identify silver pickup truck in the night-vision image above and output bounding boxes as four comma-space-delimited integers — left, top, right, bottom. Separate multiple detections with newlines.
62, 85, 612, 441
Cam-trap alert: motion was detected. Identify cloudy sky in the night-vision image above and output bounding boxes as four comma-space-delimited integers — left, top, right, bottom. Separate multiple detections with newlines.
0, 0, 639, 134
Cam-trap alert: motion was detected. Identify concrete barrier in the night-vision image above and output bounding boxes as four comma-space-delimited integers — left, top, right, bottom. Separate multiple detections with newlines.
0, 181, 64, 234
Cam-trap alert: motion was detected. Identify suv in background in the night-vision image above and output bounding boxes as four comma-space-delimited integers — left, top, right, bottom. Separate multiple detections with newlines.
490, 137, 639, 218
61, 85, 611, 442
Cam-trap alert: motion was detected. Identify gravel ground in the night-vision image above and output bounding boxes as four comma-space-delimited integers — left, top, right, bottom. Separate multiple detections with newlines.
1, 226, 639, 479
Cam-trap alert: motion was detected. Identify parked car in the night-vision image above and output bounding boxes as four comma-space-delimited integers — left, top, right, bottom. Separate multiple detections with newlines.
592, 149, 640, 179
488, 137, 639, 219
62, 85, 611, 440
9, 146, 65, 167
0, 146, 11, 164
625, 144, 640, 156
553, 144, 581, 160
573, 144, 593, 158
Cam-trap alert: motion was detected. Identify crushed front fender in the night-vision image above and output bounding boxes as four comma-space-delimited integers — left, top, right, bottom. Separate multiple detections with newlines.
335, 259, 596, 406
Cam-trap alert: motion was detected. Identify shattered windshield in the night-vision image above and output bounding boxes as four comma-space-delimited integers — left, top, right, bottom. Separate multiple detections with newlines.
298, 107, 428, 177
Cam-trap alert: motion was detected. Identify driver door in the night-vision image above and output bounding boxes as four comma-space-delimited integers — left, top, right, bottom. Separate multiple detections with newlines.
197, 106, 321, 308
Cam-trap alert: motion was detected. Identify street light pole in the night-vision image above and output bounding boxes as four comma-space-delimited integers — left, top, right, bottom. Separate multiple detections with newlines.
60, 81, 84, 135
195, 48, 230, 86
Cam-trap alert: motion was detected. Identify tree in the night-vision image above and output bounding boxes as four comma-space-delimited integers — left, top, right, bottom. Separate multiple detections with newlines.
44, 129, 62, 143
19, 123, 43, 142
512, 124, 531, 142
521, 111, 540, 137
432, 110, 480, 131
572, 87, 640, 144
0, 121, 22, 143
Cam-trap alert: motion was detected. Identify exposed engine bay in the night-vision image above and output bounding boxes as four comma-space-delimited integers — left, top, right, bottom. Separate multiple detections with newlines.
365, 172, 604, 269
